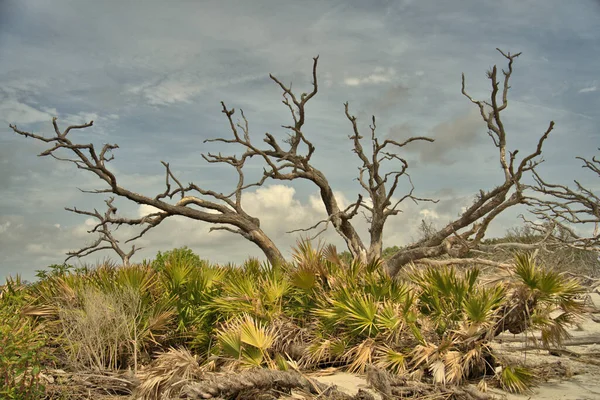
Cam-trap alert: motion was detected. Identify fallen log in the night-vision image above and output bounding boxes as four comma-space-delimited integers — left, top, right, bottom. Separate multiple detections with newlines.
495, 335, 600, 347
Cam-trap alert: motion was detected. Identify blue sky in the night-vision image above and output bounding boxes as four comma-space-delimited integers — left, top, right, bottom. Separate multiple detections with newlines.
1, 0, 599, 280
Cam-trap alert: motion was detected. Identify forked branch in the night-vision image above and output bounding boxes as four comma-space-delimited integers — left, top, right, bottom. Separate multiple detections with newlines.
65, 197, 143, 265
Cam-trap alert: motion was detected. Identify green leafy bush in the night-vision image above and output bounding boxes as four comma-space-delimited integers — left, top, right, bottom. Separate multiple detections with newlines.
152, 246, 205, 272
0, 277, 47, 399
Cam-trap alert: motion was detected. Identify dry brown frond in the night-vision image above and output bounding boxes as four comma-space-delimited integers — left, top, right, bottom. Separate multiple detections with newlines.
136, 347, 201, 400
411, 343, 438, 368
444, 350, 463, 384
269, 317, 311, 361
344, 338, 376, 374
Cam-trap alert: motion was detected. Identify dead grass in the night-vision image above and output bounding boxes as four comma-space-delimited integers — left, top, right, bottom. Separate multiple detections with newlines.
58, 287, 142, 371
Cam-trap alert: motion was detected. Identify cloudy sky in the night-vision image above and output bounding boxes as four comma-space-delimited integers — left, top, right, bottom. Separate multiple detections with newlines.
1, 0, 599, 280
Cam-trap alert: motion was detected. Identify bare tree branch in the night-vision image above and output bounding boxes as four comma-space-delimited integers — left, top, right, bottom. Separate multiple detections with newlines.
387, 49, 554, 275
201, 57, 370, 262
413, 258, 513, 270
10, 115, 284, 265
528, 149, 600, 251
64, 197, 142, 265
343, 103, 436, 261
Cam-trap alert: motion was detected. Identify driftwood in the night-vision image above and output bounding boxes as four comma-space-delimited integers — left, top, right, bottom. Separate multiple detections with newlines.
43, 369, 138, 398
181, 369, 368, 400
365, 365, 493, 400
496, 334, 600, 347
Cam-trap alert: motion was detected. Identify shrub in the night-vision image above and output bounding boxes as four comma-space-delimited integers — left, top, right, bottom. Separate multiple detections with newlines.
152, 246, 205, 272
0, 277, 47, 399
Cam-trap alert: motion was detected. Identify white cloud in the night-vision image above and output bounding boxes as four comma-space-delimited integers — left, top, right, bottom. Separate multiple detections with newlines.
127, 73, 265, 106
128, 77, 204, 106
308, 190, 351, 213
343, 67, 396, 87
1, 78, 49, 96
579, 86, 597, 93
419, 209, 440, 219
138, 204, 161, 218
0, 221, 11, 234
344, 78, 362, 86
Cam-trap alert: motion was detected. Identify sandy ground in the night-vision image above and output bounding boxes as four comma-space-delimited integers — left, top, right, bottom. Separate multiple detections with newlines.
499, 291, 600, 400
310, 291, 600, 400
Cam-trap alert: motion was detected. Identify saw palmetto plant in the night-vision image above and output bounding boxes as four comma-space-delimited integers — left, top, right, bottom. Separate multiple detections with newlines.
495, 252, 586, 346
3, 243, 589, 397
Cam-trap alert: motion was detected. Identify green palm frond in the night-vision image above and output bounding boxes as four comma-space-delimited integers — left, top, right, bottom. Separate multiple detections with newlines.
292, 238, 325, 269
534, 311, 577, 347
216, 315, 275, 368
241, 258, 263, 279
330, 336, 349, 357
499, 365, 535, 393
305, 339, 333, 366
241, 345, 266, 367
161, 260, 194, 292
290, 267, 317, 290
260, 271, 291, 305
316, 288, 379, 338
411, 266, 484, 333
377, 346, 406, 373
375, 301, 405, 340
510, 252, 586, 346
114, 264, 157, 293
513, 252, 539, 290
217, 329, 242, 359
275, 353, 290, 371
239, 315, 275, 350
463, 285, 505, 324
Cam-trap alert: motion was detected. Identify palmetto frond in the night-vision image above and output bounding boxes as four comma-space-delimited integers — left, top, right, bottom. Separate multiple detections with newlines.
290, 267, 317, 290
463, 285, 505, 325
498, 365, 535, 394
315, 287, 379, 338
216, 314, 275, 368
377, 346, 407, 374
136, 347, 202, 400
343, 338, 377, 373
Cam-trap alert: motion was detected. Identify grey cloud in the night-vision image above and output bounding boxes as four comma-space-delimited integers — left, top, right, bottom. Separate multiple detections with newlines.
373, 85, 411, 114
413, 109, 485, 165
386, 122, 413, 140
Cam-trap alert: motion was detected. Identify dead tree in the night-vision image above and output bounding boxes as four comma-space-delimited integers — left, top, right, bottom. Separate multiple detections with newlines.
382, 49, 554, 275
9, 49, 557, 275
9, 118, 284, 266
526, 150, 600, 252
